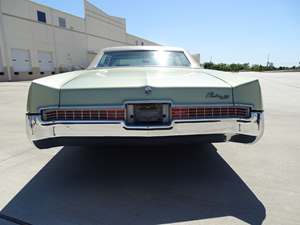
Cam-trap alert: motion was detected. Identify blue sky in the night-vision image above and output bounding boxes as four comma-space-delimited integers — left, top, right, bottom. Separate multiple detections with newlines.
32, 0, 300, 66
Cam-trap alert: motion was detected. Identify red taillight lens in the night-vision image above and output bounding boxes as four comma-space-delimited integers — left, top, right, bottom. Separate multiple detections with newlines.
42, 108, 125, 122
171, 106, 250, 120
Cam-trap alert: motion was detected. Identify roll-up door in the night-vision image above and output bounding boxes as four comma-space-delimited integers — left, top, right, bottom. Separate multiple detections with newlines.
11, 49, 32, 73
38, 51, 54, 73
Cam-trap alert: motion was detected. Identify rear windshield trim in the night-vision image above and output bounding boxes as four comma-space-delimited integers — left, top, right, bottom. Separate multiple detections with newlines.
96, 50, 192, 68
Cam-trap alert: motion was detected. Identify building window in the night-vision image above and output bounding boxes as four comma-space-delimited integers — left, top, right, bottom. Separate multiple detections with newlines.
37, 11, 46, 23
58, 17, 66, 28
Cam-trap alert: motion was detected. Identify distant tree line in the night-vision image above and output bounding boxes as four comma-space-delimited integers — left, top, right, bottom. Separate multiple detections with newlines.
203, 62, 300, 72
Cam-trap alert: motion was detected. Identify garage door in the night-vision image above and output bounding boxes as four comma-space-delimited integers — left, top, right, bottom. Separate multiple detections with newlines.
38, 51, 54, 72
11, 49, 32, 72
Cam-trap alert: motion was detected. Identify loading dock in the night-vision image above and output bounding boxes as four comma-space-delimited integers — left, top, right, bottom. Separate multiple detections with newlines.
38, 51, 55, 74
11, 48, 32, 74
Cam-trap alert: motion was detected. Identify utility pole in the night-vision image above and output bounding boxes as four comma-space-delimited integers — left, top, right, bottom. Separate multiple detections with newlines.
266, 54, 270, 67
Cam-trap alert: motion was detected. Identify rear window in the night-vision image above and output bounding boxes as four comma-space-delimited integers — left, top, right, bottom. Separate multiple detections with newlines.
97, 50, 191, 68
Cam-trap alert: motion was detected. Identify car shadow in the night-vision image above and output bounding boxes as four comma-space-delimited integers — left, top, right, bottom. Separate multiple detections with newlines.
1, 143, 265, 225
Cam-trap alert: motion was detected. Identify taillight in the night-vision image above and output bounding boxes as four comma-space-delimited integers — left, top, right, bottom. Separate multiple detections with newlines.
42, 108, 125, 122
172, 106, 250, 120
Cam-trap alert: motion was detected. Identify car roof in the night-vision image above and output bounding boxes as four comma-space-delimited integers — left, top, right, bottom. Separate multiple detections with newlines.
102, 46, 186, 52
88, 45, 201, 69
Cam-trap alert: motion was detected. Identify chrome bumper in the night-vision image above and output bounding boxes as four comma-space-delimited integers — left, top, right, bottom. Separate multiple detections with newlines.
26, 112, 264, 149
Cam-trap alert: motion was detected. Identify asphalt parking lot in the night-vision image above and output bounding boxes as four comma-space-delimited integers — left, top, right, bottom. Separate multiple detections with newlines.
0, 72, 299, 225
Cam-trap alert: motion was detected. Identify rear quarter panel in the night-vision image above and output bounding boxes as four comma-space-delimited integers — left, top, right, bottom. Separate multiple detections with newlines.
233, 80, 263, 110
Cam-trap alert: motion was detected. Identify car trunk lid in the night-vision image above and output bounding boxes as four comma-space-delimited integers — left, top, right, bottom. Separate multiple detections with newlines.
59, 67, 233, 106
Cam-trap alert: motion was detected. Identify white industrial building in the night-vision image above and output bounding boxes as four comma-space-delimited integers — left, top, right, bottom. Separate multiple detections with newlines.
0, 0, 158, 81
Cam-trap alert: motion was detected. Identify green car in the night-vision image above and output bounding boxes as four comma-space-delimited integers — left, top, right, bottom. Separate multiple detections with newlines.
26, 46, 264, 149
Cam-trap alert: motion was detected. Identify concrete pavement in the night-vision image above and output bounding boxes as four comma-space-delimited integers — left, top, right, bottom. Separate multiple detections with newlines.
0, 72, 299, 225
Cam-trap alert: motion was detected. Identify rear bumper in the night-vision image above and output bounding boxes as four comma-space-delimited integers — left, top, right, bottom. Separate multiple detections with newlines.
26, 112, 264, 149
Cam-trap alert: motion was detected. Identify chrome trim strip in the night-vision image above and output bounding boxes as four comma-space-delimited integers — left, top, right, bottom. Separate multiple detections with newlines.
39, 105, 126, 113
38, 103, 253, 128
26, 112, 264, 146
124, 100, 173, 105
38, 102, 253, 113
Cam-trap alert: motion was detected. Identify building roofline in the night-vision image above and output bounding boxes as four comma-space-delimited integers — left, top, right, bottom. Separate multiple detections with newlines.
29, 0, 84, 19
27, 0, 157, 46
84, 0, 125, 22
29, 0, 125, 22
